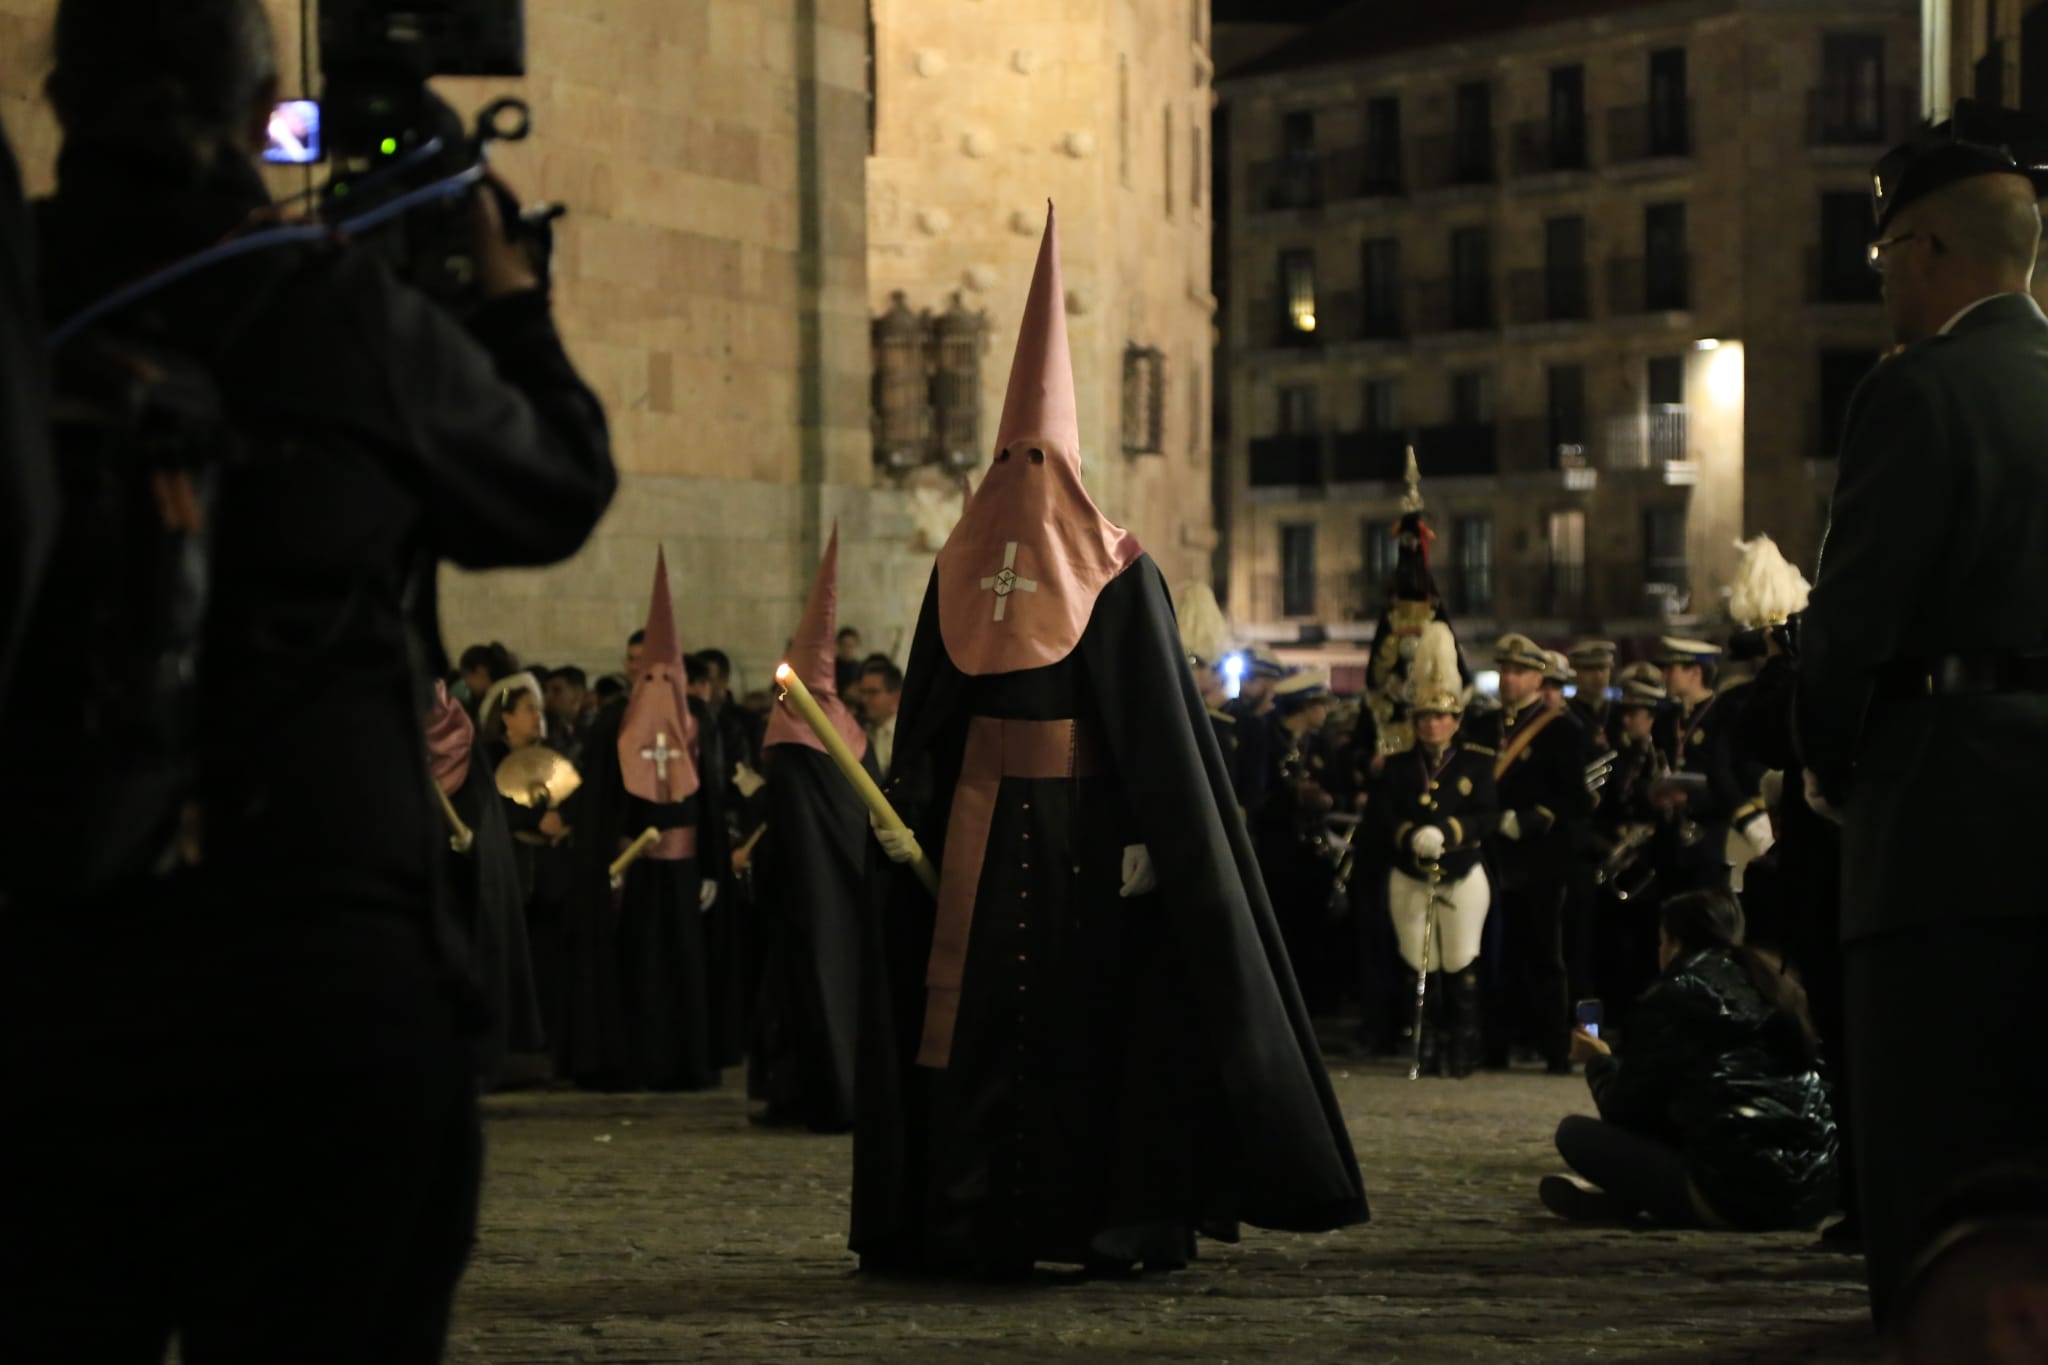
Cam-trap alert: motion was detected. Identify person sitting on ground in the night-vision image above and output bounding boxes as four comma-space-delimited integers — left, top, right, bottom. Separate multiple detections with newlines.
1540, 888, 1837, 1230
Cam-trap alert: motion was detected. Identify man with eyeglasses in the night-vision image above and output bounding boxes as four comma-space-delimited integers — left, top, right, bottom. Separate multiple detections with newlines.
1798, 106, 2048, 1328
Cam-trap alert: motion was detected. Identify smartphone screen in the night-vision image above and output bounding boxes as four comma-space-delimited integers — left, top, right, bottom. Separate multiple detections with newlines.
263, 100, 324, 165
1575, 999, 1604, 1040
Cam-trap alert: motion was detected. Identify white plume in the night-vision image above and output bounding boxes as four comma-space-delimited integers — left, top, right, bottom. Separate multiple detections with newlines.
1408, 620, 1463, 706
1728, 535, 1811, 629
1175, 582, 1233, 663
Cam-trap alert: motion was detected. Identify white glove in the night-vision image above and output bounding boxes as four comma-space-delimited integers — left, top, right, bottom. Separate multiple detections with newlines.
1738, 812, 1776, 860
1119, 844, 1158, 898
873, 821, 921, 865
698, 879, 719, 911
1803, 770, 1845, 827
1410, 825, 1446, 861
1498, 809, 1522, 842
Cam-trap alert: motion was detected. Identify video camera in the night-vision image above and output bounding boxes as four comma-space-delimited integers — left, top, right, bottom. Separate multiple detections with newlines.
1728, 613, 1801, 664
304, 0, 563, 308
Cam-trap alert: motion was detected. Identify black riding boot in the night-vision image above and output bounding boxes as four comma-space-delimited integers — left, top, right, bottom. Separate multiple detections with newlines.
1446, 969, 1483, 1079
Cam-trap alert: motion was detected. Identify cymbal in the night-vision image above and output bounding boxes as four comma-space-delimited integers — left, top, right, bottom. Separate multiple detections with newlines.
495, 744, 583, 809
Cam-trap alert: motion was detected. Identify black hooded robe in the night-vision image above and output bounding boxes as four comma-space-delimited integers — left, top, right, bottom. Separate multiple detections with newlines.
564, 698, 729, 1092
851, 555, 1368, 1272
749, 743, 876, 1132
0, 123, 51, 704
443, 748, 547, 1084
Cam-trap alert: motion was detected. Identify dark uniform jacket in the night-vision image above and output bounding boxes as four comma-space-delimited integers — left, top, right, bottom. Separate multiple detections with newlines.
1373, 741, 1499, 882
1463, 697, 1592, 890
1798, 293, 2048, 942
1568, 695, 1621, 754
1665, 686, 1766, 847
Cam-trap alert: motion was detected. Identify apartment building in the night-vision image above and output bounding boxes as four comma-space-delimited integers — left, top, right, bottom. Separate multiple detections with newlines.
1215, 0, 1918, 654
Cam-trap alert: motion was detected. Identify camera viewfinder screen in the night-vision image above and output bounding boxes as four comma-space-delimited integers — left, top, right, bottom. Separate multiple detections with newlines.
264, 100, 323, 165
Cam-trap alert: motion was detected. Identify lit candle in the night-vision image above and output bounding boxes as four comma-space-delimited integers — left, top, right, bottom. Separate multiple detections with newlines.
776, 663, 940, 895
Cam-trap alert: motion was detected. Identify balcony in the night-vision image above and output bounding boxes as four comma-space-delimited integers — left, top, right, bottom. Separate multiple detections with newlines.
1544, 563, 1588, 619
1249, 148, 1407, 213
1504, 414, 1593, 472
1248, 433, 1326, 489
1413, 421, 1500, 477
1510, 118, 1590, 177
1331, 428, 1410, 484
1807, 246, 1883, 304
1607, 255, 1691, 313
1327, 145, 1407, 199
1806, 85, 1917, 148
1252, 293, 1387, 349
1250, 570, 1368, 623
1411, 276, 1497, 334
1605, 404, 1691, 472
1414, 132, 1495, 190
1607, 101, 1693, 162
1590, 562, 1693, 621
1508, 267, 1591, 325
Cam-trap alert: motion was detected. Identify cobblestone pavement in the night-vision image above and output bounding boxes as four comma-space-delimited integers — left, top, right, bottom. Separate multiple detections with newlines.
450, 1059, 1873, 1364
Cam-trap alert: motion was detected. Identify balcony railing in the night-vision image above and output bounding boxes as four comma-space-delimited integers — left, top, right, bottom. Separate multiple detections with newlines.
1505, 414, 1592, 471
1508, 267, 1591, 324
1327, 145, 1406, 198
1331, 428, 1409, 483
1250, 153, 1326, 211
1607, 255, 1691, 313
1251, 570, 1366, 622
1251, 293, 1377, 348
1807, 246, 1883, 304
1510, 118, 1590, 176
1807, 85, 1917, 147
1607, 101, 1693, 162
1414, 421, 1500, 477
1248, 433, 1325, 488
1414, 132, 1495, 190
1590, 562, 1692, 619
1250, 148, 1409, 212
1545, 563, 1588, 618
1599, 404, 1690, 470
1411, 276, 1497, 334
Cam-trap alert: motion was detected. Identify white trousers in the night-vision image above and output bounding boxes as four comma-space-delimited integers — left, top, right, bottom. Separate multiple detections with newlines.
1387, 864, 1492, 974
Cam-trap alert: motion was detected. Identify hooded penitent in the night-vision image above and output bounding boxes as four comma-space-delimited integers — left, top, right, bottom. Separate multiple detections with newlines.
426, 680, 477, 796
766, 523, 867, 759
933, 204, 1142, 677
617, 549, 701, 854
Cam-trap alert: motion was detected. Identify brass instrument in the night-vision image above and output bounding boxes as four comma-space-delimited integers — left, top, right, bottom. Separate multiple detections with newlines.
495, 744, 583, 810
1594, 824, 1658, 901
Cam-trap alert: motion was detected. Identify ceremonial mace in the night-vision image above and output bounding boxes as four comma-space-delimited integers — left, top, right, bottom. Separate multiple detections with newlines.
774, 664, 940, 896
1409, 857, 1445, 1082
433, 783, 475, 854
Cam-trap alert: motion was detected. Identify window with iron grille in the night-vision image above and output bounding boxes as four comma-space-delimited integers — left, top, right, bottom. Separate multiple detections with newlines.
1281, 524, 1318, 617
1362, 520, 1398, 599
1547, 509, 1586, 613
1821, 35, 1885, 141
1122, 344, 1166, 456
1643, 505, 1688, 587
1455, 515, 1493, 614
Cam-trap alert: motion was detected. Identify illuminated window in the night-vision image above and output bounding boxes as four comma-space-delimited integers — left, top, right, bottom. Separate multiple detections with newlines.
1281, 249, 1317, 334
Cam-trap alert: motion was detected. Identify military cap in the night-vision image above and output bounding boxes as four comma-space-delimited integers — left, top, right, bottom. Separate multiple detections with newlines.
1872, 99, 2048, 233
1617, 675, 1668, 709
1247, 647, 1286, 681
1567, 639, 1617, 669
1542, 650, 1574, 684
1655, 636, 1724, 667
1494, 633, 1551, 673
1273, 666, 1332, 712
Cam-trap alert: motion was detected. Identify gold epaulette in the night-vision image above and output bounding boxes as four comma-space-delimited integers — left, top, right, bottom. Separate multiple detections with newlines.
1463, 743, 1497, 757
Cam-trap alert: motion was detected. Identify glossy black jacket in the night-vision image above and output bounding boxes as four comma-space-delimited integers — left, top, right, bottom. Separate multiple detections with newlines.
1587, 947, 1838, 1229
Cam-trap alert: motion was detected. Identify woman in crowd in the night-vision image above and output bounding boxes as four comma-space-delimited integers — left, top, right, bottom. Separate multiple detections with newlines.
1540, 888, 1837, 1230
479, 672, 575, 1061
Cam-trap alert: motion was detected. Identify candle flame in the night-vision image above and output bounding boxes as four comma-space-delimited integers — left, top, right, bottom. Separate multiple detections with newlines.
775, 663, 794, 683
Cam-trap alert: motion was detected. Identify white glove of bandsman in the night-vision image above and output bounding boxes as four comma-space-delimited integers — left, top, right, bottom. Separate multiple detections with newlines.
1409, 825, 1446, 861
1119, 845, 1158, 898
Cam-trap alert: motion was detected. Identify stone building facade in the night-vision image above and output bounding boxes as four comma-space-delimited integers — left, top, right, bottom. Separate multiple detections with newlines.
865, 0, 1219, 600
1215, 0, 1917, 660
2, 0, 1218, 690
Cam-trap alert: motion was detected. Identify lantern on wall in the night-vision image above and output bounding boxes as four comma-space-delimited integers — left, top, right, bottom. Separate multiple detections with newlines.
931, 292, 986, 472
872, 291, 929, 471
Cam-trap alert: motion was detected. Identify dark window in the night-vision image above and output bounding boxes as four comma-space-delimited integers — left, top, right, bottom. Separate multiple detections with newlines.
1643, 505, 1688, 587
1451, 225, 1493, 328
1121, 344, 1165, 455
2024, 4, 2048, 120
1363, 377, 1402, 431
1283, 109, 1316, 160
1454, 80, 1494, 182
1280, 249, 1317, 337
1281, 524, 1318, 617
1363, 237, 1402, 335
1649, 47, 1689, 155
1547, 509, 1586, 613
1645, 202, 1688, 309
1454, 515, 1494, 614
1549, 65, 1587, 169
1818, 348, 1877, 455
1819, 191, 1883, 302
1544, 215, 1588, 319
1365, 96, 1403, 191
1363, 520, 1398, 596
1648, 354, 1687, 464
1548, 364, 1588, 466
1821, 35, 1886, 142
1163, 106, 1175, 218
1451, 369, 1494, 424
1279, 383, 1318, 434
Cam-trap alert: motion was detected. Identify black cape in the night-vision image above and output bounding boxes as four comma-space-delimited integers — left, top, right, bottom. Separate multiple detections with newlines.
750, 743, 874, 1132
563, 696, 728, 1091
851, 554, 1367, 1269
444, 749, 547, 1082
